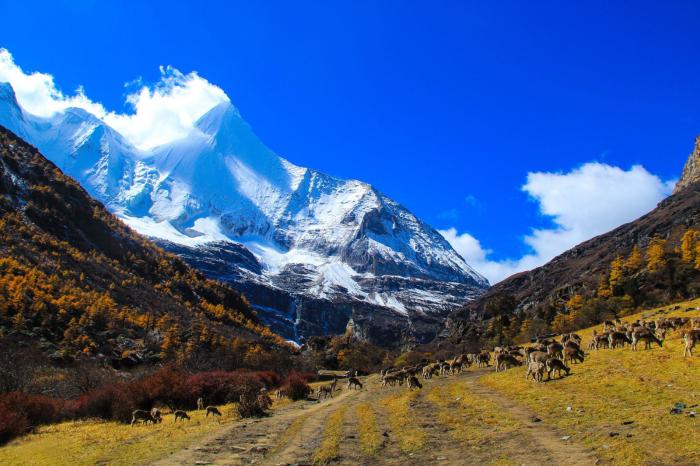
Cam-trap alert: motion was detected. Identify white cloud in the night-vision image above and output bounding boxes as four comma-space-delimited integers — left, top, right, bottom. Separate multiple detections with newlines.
441, 162, 675, 284
0, 49, 107, 118
0, 48, 229, 150
104, 66, 229, 149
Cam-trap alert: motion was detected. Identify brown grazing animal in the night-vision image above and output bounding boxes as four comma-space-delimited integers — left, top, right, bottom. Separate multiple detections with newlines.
545, 358, 570, 380
526, 361, 546, 382
608, 331, 631, 349
476, 352, 491, 367
496, 354, 522, 372
564, 340, 581, 351
174, 410, 191, 421
563, 347, 585, 364
631, 330, 663, 351
150, 408, 162, 424
529, 350, 550, 364
407, 375, 423, 389
684, 329, 700, 357
318, 384, 335, 398
593, 332, 610, 349
206, 406, 222, 417
131, 410, 157, 426
347, 377, 363, 390
547, 342, 564, 359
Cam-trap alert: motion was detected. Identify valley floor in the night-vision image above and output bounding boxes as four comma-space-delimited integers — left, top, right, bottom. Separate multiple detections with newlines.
144, 367, 598, 466
2, 304, 700, 465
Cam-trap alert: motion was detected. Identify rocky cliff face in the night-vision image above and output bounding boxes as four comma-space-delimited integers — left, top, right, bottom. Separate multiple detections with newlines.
0, 82, 488, 347
674, 135, 700, 193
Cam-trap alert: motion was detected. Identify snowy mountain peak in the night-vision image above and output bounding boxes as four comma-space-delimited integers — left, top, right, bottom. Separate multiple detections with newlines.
194, 100, 240, 135
0, 81, 17, 104
0, 82, 25, 131
0, 81, 488, 342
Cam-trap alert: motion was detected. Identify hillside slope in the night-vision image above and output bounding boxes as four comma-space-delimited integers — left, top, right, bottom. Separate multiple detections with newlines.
0, 125, 286, 367
449, 170, 700, 337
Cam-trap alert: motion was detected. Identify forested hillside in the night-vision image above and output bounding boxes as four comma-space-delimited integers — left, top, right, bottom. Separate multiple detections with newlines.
0, 125, 288, 369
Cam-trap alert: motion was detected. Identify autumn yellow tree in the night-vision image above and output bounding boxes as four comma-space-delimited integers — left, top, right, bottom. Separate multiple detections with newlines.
566, 294, 585, 311
608, 256, 625, 288
646, 236, 667, 272
596, 274, 612, 298
681, 229, 700, 263
624, 245, 643, 272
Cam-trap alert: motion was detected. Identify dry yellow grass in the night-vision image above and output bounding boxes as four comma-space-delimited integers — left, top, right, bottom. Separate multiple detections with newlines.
426, 381, 521, 445
381, 389, 425, 453
0, 404, 239, 466
355, 403, 381, 456
312, 406, 347, 465
481, 300, 700, 465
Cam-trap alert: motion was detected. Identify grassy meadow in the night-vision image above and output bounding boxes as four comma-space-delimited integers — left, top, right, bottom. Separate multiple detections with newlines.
481, 300, 700, 465
0, 404, 240, 466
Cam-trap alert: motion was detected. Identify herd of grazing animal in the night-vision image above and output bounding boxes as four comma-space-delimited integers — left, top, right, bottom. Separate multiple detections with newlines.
379, 351, 492, 389
588, 316, 697, 353
129, 399, 222, 427
372, 313, 700, 389
128, 310, 700, 428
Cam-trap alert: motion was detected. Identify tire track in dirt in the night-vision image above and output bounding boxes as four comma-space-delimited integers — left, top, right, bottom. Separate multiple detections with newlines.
153, 369, 599, 465
152, 387, 359, 466
462, 369, 599, 466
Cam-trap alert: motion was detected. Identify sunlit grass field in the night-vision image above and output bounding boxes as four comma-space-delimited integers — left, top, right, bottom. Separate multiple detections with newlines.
380, 389, 425, 453
481, 299, 700, 465
0, 404, 239, 466
312, 406, 347, 465
355, 403, 382, 456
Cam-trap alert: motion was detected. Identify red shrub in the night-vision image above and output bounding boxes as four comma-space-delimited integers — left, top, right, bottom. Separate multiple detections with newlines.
254, 370, 281, 388
0, 366, 285, 443
0, 392, 65, 444
140, 365, 191, 410
185, 370, 280, 407
281, 372, 311, 401
0, 407, 28, 444
74, 383, 137, 422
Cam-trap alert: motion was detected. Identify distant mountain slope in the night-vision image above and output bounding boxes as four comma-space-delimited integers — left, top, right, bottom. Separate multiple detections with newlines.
0, 125, 286, 367
0, 81, 488, 345
449, 141, 700, 337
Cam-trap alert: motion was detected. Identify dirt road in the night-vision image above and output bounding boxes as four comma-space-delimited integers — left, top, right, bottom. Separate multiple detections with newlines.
153, 369, 598, 465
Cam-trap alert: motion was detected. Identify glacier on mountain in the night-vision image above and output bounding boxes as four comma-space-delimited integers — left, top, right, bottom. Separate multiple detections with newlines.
0, 81, 488, 345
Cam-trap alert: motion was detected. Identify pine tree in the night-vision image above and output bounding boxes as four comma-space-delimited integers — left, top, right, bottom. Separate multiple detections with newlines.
624, 246, 643, 272
646, 236, 667, 272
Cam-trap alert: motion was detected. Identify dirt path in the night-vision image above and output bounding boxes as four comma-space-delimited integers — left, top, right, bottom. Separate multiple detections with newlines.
463, 370, 598, 466
152, 370, 599, 465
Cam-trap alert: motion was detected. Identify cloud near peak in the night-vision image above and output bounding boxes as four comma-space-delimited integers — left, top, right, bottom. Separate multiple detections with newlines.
441, 162, 675, 284
0, 48, 229, 150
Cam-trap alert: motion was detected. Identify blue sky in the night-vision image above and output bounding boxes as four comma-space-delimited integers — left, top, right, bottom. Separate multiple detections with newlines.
1, 0, 698, 282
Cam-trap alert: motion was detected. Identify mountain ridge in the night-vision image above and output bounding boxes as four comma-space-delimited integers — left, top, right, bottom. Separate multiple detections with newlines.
0, 81, 487, 346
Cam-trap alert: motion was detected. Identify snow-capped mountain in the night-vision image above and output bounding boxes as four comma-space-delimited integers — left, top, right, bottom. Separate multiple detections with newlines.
0, 82, 488, 346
